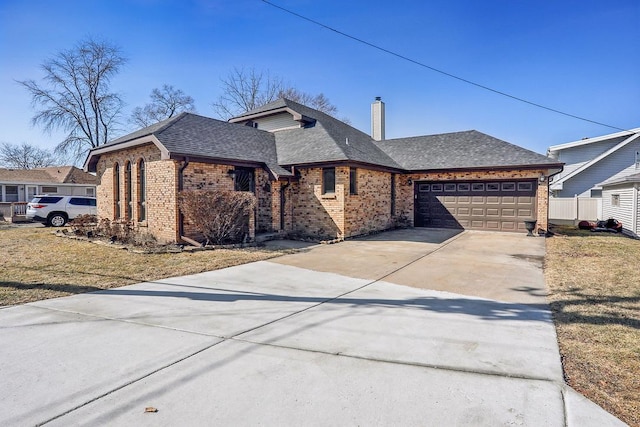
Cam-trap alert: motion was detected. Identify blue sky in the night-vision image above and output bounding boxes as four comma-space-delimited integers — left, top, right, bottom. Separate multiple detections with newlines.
1, 0, 638, 158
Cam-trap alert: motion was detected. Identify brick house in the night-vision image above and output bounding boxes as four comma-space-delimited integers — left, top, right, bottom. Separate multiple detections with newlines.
84, 98, 562, 243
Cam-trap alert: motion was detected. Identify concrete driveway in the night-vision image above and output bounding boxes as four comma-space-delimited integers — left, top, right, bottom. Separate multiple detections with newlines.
0, 229, 624, 426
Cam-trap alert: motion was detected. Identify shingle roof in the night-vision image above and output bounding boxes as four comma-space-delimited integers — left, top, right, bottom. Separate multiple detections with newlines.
91, 113, 292, 178
375, 130, 560, 171
600, 172, 640, 187
88, 99, 561, 178
0, 166, 96, 184
270, 99, 402, 169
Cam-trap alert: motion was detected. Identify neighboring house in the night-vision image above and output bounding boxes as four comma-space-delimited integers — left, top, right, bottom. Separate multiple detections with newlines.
547, 128, 640, 198
600, 173, 640, 235
84, 98, 562, 243
0, 166, 97, 202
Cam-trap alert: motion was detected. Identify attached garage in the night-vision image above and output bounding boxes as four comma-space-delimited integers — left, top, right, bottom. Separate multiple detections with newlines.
414, 179, 537, 232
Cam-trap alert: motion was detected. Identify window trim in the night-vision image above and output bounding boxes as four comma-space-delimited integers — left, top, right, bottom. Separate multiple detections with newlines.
611, 194, 620, 207
138, 159, 146, 221
322, 167, 336, 194
125, 161, 132, 219
41, 186, 58, 194
349, 167, 357, 195
113, 163, 121, 219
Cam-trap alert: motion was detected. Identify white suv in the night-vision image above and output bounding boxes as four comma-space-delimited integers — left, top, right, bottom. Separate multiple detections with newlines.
26, 195, 97, 227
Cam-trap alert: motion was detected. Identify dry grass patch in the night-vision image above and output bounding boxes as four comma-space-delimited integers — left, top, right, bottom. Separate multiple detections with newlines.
546, 227, 640, 426
0, 226, 282, 306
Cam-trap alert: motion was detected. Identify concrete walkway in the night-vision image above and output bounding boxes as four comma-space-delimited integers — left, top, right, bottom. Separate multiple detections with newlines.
0, 229, 626, 426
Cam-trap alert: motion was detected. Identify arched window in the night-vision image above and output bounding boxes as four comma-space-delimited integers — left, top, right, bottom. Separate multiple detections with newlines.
113, 163, 120, 219
125, 161, 132, 219
138, 159, 146, 221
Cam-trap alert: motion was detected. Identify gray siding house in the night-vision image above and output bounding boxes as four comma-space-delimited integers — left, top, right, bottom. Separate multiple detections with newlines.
600, 173, 640, 235
547, 128, 640, 198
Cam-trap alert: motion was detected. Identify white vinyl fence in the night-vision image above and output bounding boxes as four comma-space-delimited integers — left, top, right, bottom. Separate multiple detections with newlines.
549, 197, 602, 223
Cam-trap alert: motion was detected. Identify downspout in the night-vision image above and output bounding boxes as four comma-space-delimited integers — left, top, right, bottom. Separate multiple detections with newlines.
178, 157, 190, 239
544, 167, 564, 231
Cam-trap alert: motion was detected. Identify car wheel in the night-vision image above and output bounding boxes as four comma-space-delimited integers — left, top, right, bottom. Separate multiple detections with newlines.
48, 213, 67, 227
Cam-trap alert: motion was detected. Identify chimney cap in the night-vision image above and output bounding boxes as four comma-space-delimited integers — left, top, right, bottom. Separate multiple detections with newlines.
375, 96, 382, 101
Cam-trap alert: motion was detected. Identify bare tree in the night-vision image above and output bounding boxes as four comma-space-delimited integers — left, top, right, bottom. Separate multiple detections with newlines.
130, 84, 196, 128
0, 142, 62, 169
18, 37, 127, 161
212, 67, 341, 120
278, 88, 338, 117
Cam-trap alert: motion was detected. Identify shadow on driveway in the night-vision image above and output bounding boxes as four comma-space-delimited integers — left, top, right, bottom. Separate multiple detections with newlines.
102, 285, 551, 323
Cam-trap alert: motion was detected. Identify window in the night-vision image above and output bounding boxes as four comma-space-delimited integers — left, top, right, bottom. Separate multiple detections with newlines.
390, 174, 396, 216
36, 196, 63, 204
457, 183, 470, 191
349, 168, 357, 195
501, 182, 516, 191
85, 188, 94, 197
472, 183, 485, 191
322, 167, 335, 194
138, 159, 146, 221
69, 198, 96, 206
444, 183, 456, 192
486, 183, 500, 191
431, 184, 443, 192
125, 161, 132, 219
42, 186, 58, 194
418, 183, 430, 192
5, 185, 19, 202
114, 163, 121, 219
233, 168, 255, 192
612, 194, 620, 207
517, 182, 533, 191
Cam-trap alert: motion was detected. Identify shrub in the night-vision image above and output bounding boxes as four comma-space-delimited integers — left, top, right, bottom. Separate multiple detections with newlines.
69, 214, 98, 236
96, 218, 136, 244
178, 190, 256, 245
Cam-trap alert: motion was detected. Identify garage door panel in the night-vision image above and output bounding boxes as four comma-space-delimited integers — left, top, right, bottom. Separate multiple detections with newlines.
414, 179, 537, 232
501, 221, 517, 230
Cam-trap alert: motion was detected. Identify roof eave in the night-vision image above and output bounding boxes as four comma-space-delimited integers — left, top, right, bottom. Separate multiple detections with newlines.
84, 135, 168, 172
405, 163, 564, 174
229, 107, 314, 125
548, 128, 640, 152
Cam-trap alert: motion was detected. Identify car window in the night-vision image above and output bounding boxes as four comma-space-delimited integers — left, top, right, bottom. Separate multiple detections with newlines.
69, 197, 95, 206
34, 196, 63, 204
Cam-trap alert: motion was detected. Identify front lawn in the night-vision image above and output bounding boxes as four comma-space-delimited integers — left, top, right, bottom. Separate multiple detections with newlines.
0, 225, 281, 306
546, 226, 639, 426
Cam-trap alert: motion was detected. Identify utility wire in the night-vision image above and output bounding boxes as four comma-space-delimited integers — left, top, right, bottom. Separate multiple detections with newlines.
261, 0, 632, 134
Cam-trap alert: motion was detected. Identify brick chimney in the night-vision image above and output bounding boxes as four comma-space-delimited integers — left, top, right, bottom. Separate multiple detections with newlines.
371, 97, 385, 141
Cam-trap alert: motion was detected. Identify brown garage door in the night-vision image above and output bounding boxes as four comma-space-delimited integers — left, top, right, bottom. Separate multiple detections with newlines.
414, 180, 537, 232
